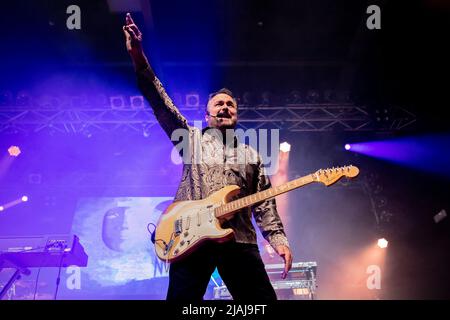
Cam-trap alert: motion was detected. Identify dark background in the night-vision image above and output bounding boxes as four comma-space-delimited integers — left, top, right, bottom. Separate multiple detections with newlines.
0, 0, 449, 299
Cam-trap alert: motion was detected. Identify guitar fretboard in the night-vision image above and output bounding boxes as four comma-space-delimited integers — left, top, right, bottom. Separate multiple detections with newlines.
214, 174, 316, 219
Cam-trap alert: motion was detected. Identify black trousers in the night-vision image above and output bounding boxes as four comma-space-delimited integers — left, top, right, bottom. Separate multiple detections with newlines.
166, 240, 277, 301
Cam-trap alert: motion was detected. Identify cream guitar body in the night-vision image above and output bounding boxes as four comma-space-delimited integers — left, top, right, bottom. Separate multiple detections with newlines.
154, 185, 240, 263
154, 165, 359, 263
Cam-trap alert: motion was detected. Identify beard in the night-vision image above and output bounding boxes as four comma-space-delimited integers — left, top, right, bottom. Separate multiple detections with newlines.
214, 116, 236, 129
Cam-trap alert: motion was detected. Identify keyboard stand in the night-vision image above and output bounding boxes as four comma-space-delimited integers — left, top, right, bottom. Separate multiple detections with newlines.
0, 255, 31, 300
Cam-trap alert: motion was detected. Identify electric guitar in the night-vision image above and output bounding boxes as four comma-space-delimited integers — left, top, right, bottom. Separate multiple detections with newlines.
154, 165, 359, 262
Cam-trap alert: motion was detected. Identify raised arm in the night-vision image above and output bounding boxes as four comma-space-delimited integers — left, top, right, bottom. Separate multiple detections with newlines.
123, 13, 189, 140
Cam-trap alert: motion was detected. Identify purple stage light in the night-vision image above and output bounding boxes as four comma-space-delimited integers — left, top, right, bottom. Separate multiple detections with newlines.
21, 195, 28, 202
346, 134, 450, 176
8, 146, 21, 157
344, 144, 351, 151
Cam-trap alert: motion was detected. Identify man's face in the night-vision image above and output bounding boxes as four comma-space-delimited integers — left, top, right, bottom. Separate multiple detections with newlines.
206, 93, 238, 129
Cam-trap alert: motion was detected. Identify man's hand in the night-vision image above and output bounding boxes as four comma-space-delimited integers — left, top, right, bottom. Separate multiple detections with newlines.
123, 13, 148, 70
275, 245, 293, 279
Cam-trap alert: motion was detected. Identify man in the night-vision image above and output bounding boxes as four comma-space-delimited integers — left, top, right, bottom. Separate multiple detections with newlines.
123, 13, 292, 301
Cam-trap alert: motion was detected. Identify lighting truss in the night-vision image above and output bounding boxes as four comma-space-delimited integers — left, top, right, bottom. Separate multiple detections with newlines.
0, 103, 416, 135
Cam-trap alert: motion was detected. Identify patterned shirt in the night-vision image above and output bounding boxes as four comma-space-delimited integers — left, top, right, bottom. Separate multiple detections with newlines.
136, 65, 290, 249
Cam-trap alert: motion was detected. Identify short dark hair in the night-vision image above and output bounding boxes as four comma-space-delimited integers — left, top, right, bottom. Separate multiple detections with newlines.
209, 88, 235, 100
207, 88, 237, 112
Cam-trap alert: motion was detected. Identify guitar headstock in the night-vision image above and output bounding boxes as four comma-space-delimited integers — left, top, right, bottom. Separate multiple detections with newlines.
314, 165, 359, 186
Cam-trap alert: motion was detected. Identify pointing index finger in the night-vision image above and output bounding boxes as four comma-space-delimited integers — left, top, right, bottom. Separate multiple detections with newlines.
126, 12, 135, 25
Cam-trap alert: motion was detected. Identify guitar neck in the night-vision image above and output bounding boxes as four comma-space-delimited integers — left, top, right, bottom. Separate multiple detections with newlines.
215, 173, 316, 219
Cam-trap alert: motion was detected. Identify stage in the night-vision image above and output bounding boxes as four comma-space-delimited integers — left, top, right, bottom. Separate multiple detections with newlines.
1, 0, 449, 301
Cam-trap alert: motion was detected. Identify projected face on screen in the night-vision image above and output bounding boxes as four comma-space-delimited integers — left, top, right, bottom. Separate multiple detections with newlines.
70, 197, 173, 289
102, 205, 150, 253
101, 199, 173, 252
102, 206, 130, 252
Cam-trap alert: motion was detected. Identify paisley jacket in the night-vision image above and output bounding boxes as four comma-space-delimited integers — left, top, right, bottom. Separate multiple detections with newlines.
136, 65, 290, 250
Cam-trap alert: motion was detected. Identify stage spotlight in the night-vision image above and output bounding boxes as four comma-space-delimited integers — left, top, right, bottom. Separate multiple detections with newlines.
22, 196, 29, 202
324, 90, 337, 102
280, 142, 291, 153
91, 94, 108, 108
434, 209, 447, 224
110, 95, 126, 109
292, 288, 310, 296
261, 91, 272, 105
8, 146, 21, 157
306, 89, 320, 103
130, 95, 144, 109
0, 90, 13, 106
83, 129, 93, 138
345, 144, 351, 151
383, 108, 390, 121
16, 91, 32, 108
373, 108, 391, 122
287, 90, 302, 104
185, 93, 200, 108
50, 95, 62, 109
377, 238, 388, 249
337, 90, 351, 103
35, 94, 56, 109
28, 173, 42, 185
0, 206, 4, 211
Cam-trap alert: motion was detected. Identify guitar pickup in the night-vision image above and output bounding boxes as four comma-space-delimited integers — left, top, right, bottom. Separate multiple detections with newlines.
174, 219, 183, 235
186, 216, 191, 230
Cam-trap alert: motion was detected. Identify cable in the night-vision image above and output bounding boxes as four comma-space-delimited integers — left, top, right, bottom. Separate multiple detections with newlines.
33, 267, 42, 300
146, 222, 156, 234
147, 222, 170, 250
147, 223, 157, 244
33, 249, 50, 300
33, 242, 66, 300
53, 252, 66, 300
147, 222, 177, 273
